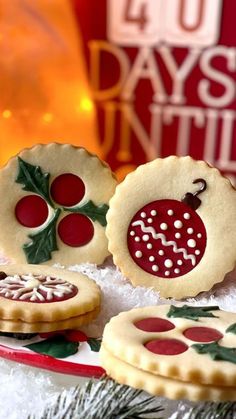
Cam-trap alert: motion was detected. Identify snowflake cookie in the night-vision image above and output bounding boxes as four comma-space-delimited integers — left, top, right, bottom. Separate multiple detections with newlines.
0, 143, 117, 265
100, 305, 236, 401
0, 264, 101, 333
106, 156, 236, 298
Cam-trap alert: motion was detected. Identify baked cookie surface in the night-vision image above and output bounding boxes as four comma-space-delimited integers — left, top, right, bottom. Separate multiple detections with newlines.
106, 156, 236, 298
101, 305, 236, 387
0, 264, 101, 332
0, 143, 117, 265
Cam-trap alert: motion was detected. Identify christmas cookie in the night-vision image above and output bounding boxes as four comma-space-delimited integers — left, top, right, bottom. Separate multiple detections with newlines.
106, 156, 236, 298
0, 143, 117, 265
0, 264, 101, 333
101, 305, 236, 387
100, 346, 236, 402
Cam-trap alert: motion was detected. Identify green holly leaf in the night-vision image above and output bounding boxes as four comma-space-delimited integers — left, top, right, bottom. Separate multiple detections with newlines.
16, 157, 54, 207
25, 335, 79, 359
226, 323, 236, 334
87, 337, 102, 352
66, 200, 109, 227
167, 305, 220, 321
23, 208, 61, 264
192, 342, 236, 365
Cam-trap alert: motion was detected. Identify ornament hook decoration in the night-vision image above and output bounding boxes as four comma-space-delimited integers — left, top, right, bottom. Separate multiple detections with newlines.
181, 178, 207, 210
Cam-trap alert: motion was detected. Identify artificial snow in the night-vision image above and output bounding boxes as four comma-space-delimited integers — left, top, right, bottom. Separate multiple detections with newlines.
0, 256, 236, 418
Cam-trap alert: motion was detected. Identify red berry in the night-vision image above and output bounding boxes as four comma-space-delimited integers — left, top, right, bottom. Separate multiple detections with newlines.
66, 330, 88, 342
145, 338, 188, 355
50, 173, 85, 207
183, 327, 223, 343
134, 317, 175, 332
58, 213, 94, 247
15, 195, 48, 227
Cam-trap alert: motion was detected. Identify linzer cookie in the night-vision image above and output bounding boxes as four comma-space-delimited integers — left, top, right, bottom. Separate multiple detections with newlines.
0, 264, 101, 333
0, 143, 117, 265
100, 305, 236, 401
106, 156, 236, 298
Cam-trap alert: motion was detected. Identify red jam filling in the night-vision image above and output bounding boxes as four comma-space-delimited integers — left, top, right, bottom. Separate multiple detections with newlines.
50, 173, 85, 207
134, 317, 175, 332
145, 338, 188, 355
15, 195, 48, 227
58, 213, 94, 247
183, 327, 223, 342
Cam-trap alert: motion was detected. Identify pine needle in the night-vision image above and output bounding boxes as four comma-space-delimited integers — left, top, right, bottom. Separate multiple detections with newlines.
188, 401, 236, 419
29, 376, 163, 419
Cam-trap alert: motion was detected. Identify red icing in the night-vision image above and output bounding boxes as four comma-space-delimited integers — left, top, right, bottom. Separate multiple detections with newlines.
127, 199, 207, 278
50, 173, 85, 207
58, 213, 94, 247
183, 327, 223, 343
134, 317, 175, 332
15, 195, 48, 228
145, 338, 188, 355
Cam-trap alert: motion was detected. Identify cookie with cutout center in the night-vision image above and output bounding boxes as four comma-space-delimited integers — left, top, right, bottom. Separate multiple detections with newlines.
106, 156, 236, 298
0, 264, 101, 333
0, 143, 117, 266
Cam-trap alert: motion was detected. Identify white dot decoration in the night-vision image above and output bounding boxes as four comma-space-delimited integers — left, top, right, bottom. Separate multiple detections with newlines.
160, 223, 168, 231
197, 233, 202, 238
167, 209, 174, 216
147, 243, 153, 249
152, 265, 159, 272
135, 251, 142, 258
135, 237, 141, 242
141, 212, 146, 218
174, 268, 180, 274
147, 218, 153, 223
174, 220, 183, 229
142, 234, 149, 242
130, 231, 135, 236
187, 228, 194, 234
164, 259, 173, 268
177, 260, 183, 265
175, 233, 181, 239
184, 213, 190, 220
187, 239, 196, 248
158, 250, 164, 256
165, 271, 170, 276
151, 210, 157, 216
195, 249, 200, 255
149, 256, 155, 262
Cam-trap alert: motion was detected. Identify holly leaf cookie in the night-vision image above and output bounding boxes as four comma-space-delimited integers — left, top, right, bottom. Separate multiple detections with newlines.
0, 144, 117, 265
106, 156, 236, 298
0, 264, 101, 333
101, 305, 236, 391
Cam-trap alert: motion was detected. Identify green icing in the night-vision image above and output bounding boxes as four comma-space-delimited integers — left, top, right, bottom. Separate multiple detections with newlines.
25, 335, 79, 359
192, 342, 236, 365
167, 305, 220, 321
66, 200, 109, 227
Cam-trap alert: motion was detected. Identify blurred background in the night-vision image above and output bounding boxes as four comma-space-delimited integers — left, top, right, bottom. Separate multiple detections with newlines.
0, 0, 235, 181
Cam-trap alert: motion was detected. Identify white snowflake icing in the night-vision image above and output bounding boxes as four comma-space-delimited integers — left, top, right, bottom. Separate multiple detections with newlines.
0, 274, 77, 303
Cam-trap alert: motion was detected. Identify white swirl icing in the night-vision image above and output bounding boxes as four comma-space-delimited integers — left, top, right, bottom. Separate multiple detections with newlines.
132, 220, 196, 265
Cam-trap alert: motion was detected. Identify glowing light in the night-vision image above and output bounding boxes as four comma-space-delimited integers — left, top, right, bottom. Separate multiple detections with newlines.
42, 113, 53, 123
78, 98, 94, 112
2, 110, 12, 119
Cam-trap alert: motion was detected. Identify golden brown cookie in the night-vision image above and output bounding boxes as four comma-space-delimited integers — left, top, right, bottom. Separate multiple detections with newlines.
101, 305, 236, 387
100, 345, 236, 402
0, 143, 117, 266
0, 264, 101, 332
106, 156, 236, 298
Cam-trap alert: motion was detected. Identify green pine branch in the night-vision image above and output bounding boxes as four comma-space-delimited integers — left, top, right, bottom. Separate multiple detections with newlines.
187, 401, 236, 419
29, 376, 163, 419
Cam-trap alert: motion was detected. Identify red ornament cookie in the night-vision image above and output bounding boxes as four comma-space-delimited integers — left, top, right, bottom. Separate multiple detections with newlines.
106, 156, 236, 298
100, 305, 236, 401
0, 144, 117, 266
0, 264, 101, 333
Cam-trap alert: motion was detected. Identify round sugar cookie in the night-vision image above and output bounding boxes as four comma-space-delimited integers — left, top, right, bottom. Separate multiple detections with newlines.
100, 346, 236, 402
0, 264, 101, 328
101, 305, 236, 387
0, 143, 117, 266
106, 156, 236, 298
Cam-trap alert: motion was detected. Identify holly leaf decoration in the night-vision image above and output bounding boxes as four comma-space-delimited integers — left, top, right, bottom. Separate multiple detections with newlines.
25, 335, 79, 359
87, 337, 102, 352
66, 200, 109, 227
167, 305, 220, 321
226, 323, 236, 334
192, 342, 236, 365
16, 157, 54, 207
23, 208, 61, 264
